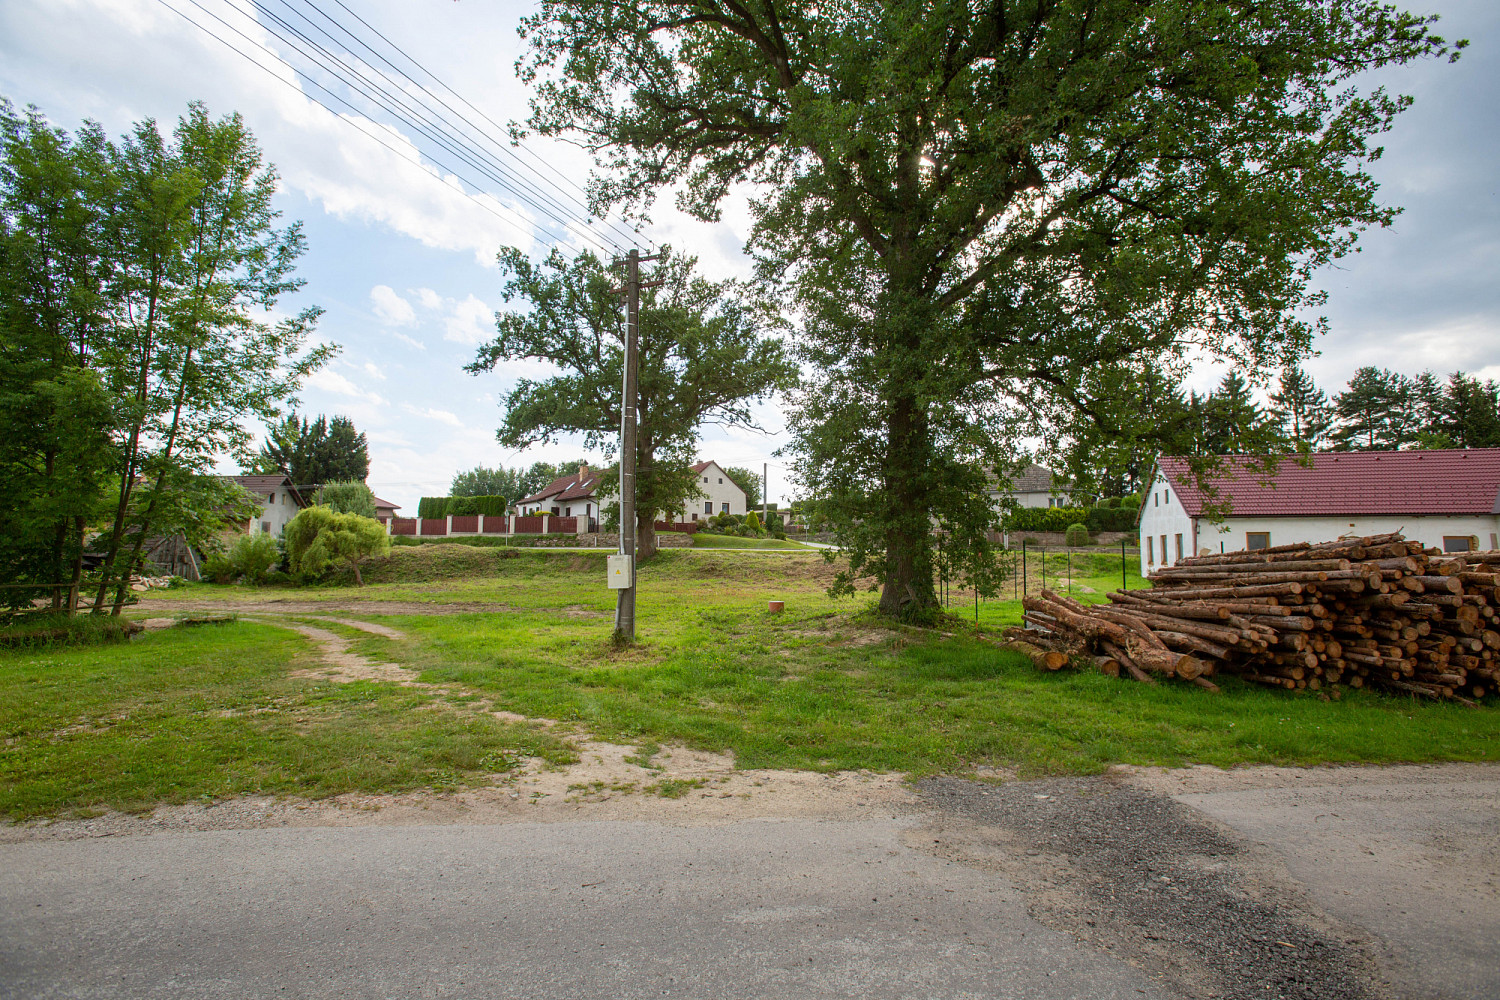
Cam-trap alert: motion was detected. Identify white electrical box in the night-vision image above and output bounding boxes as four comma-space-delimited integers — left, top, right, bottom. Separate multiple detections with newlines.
607, 554, 633, 589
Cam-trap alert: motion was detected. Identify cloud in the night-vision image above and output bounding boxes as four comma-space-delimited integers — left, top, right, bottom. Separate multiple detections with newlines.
369, 285, 415, 327
401, 403, 464, 428
391, 332, 427, 351
362, 362, 386, 380
414, 287, 444, 311
444, 294, 495, 346
306, 369, 386, 405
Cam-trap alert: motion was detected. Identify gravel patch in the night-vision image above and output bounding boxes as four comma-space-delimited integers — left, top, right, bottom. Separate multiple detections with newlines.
916, 775, 1385, 1000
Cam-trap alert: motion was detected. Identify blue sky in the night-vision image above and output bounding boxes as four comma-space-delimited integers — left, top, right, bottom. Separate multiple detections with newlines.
3, 0, 1497, 511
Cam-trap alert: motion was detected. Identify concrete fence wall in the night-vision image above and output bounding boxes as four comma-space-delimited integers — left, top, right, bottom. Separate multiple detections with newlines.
378, 513, 594, 538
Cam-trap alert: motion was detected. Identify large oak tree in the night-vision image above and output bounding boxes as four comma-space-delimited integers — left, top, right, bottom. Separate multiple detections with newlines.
515, 0, 1460, 619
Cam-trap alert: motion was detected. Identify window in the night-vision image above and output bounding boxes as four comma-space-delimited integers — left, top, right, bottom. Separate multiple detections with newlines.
1146, 535, 1154, 566
565, 507, 571, 516
1153, 492, 1159, 507
692, 513, 698, 521
260, 521, 271, 534
721, 502, 729, 514
705, 501, 713, 515
586, 504, 591, 516
268, 492, 275, 503
1164, 488, 1171, 504
1174, 534, 1183, 563
1159, 535, 1167, 564
1443, 536, 1476, 553
1246, 532, 1270, 551
703, 476, 708, 483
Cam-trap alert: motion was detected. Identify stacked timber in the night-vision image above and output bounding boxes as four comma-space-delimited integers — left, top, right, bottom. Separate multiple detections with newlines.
1015, 531, 1500, 704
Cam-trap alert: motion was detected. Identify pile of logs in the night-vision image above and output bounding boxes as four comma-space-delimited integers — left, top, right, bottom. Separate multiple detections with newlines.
1009, 532, 1500, 705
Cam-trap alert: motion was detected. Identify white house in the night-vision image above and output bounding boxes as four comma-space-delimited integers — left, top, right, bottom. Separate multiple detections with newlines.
228, 475, 308, 537
1138, 449, 1500, 576
516, 460, 749, 527
987, 463, 1069, 510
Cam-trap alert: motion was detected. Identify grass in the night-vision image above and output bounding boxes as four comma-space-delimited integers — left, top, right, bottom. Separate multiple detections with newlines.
690, 533, 811, 549
0, 611, 139, 649
7, 545, 1497, 819
0, 621, 573, 820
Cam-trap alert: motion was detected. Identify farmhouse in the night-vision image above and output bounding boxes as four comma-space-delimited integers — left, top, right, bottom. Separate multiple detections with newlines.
987, 463, 1069, 510
1138, 449, 1500, 575
227, 475, 307, 537
514, 459, 749, 527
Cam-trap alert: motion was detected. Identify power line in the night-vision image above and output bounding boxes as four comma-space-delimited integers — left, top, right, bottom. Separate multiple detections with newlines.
159, 0, 632, 258
160, 0, 556, 250
255, 0, 630, 254
324, 0, 656, 253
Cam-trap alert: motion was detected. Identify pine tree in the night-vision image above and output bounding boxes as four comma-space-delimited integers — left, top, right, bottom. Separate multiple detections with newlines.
1268, 365, 1332, 449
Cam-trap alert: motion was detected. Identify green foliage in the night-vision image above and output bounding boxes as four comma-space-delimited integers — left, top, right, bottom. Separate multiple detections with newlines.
316, 480, 377, 518
722, 466, 761, 507
285, 506, 391, 585
0, 612, 137, 649
250, 413, 368, 486
1064, 523, 1090, 547
417, 497, 448, 520
0, 99, 332, 616
744, 510, 761, 531
467, 246, 795, 557
446, 496, 509, 517
514, 0, 1460, 616
1002, 507, 1087, 533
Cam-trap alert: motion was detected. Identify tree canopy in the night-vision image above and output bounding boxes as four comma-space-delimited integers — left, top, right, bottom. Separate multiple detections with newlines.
251, 412, 368, 486
517, 0, 1461, 619
468, 247, 795, 557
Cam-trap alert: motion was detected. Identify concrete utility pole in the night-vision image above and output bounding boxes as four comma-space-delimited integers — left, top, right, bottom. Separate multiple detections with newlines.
611, 248, 661, 642
763, 462, 768, 523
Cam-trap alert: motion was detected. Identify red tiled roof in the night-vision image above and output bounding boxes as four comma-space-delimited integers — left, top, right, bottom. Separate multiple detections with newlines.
371, 496, 400, 512
691, 460, 715, 474
226, 474, 307, 507
1157, 450, 1500, 518
518, 473, 598, 504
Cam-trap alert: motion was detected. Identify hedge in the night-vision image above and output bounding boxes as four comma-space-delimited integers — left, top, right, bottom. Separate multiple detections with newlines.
416, 495, 509, 519
1001, 505, 1139, 533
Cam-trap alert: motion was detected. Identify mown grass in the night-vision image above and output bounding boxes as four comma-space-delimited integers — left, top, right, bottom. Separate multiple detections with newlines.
0, 621, 573, 820
690, 533, 811, 549
15, 546, 1497, 818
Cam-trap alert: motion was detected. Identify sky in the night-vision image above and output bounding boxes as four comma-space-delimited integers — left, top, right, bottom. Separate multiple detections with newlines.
2, 0, 1497, 511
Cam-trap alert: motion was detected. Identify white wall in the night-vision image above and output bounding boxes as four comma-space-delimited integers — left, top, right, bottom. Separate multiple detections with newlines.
990, 488, 1061, 511
1137, 464, 1500, 575
681, 462, 747, 521
248, 487, 301, 537
1137, 469, 1192, 576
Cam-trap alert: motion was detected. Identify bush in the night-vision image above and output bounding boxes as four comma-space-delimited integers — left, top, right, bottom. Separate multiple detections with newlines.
317, 481, 378, 518
286, 507, 391, 585
446, 495, 508, 517
417, 496, 448, 519
203, 532, 280, 584
1064, 523, 1090, 547
1002, 506, 1088, 533
1084, 506, 1140, 532
744, 511, 761, 531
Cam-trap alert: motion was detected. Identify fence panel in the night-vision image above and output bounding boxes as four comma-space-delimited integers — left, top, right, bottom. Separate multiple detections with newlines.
550, 516, 578, 533
481, 515, 509, 534
514, 516, 544, 534
419, 518, 447, 536
450, 515, 479, 533
390, 518, 417, 536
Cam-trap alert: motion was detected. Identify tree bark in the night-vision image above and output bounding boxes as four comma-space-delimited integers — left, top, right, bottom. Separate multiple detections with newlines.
877, 391, 937, 618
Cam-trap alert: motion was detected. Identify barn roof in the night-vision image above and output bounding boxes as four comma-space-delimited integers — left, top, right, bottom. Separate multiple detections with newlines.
1156, 449, 1500, 518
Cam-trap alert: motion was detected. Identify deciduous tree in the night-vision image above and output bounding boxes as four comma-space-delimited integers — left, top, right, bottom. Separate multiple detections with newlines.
517, 0, 1460, 619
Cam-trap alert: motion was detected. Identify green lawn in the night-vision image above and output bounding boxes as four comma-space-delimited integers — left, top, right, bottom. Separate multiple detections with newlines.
690, 533, 813, 549
5, 545, 1497, 820
0, 621, 572, 820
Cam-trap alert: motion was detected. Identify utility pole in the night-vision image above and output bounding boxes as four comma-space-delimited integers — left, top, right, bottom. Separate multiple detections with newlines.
610, 248, 662, 642
762, 462, 768, 524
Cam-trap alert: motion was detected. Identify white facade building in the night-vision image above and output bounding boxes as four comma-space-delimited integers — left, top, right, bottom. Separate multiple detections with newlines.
678, 460, 748, 521
1139, 450, 1500, 577
515, 460, 749, 526
987, 463, 1070, 511
228, 475, 307, 537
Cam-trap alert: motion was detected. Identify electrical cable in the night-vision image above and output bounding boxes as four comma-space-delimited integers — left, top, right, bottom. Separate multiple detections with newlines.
324, 0, 657, 253
257, 0, 628, 254
301, 0, 654, 254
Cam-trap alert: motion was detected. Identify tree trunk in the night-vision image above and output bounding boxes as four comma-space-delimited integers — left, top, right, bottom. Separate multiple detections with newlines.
877, 391, 938, 619
637, 510, 658, 562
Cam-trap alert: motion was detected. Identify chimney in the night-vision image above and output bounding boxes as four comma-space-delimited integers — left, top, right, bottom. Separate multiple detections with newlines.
578, 464, 589, 484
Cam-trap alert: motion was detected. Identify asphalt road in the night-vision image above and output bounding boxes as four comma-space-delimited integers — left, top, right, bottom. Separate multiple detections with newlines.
0, 817, 1165, 1000
4, 765, 1496, 1000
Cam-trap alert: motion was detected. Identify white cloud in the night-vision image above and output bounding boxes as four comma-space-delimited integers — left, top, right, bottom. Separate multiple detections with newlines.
401, 403, 464, 428
444, 294, 495, 346
392, 332, 426, 351
414, 287, 444, 311
369, 285, 416, 327
363, 362, 386, 380
307, 368, 386, 405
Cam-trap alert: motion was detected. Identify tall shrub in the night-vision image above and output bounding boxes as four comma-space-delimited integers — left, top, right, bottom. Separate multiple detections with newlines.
317, 480, 377, 518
